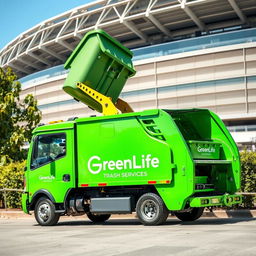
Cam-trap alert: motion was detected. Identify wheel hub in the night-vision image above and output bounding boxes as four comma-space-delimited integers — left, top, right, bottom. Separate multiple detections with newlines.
142, 200, 158, 220
38, 203, 50, 222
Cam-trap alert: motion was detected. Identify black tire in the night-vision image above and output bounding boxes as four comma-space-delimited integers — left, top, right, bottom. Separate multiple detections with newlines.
174, 207, 204, 222
87, 212, 111, 223
34, 197, 60, 226
136, 193, 169, 226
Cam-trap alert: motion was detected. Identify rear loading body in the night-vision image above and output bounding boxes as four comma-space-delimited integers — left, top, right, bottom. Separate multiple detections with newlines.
22, 108, 242, 225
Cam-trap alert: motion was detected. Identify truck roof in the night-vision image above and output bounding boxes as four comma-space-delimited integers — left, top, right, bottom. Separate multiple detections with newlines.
33, 109, 160, 134
33, 108, 211, 134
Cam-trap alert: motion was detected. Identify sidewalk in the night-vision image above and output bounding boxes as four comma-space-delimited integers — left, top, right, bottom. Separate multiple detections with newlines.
0, 209, 256, 219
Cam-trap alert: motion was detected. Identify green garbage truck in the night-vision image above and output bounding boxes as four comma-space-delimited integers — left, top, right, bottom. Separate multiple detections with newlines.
22, 30, 242, 226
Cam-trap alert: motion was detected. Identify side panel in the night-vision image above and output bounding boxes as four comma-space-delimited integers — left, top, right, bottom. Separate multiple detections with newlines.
27, 128, 75, 203
77, 115, 172, 187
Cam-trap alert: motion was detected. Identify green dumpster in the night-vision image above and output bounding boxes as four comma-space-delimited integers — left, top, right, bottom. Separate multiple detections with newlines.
63, 29, 136, 113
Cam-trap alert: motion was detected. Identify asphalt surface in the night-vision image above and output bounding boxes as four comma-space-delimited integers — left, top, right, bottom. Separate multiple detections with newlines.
0, 217, 255, 256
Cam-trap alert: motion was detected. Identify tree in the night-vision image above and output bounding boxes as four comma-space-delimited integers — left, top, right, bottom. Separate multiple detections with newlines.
0, 67, 41, 164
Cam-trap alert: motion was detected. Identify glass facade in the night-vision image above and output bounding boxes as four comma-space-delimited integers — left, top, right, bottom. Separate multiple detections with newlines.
132, 28, 256, 61
37, 75, 256, 110
20, 28, 256, 88
20, 65, 69, 88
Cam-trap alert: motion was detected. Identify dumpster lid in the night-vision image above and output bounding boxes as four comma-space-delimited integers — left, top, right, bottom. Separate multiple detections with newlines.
64, 29, 135, 74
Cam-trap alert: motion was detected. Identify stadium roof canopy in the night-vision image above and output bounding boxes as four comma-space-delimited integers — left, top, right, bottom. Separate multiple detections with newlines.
0, 0, 255, 78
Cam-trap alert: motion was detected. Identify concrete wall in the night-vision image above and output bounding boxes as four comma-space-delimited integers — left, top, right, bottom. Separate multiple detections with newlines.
20, 43, 256, 127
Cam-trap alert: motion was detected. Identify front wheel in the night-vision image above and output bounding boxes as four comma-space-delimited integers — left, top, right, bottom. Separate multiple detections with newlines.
174, 207, 204, 222
87, 213, 111, 223
136, 193, 169, 226
34, 197, 60, 226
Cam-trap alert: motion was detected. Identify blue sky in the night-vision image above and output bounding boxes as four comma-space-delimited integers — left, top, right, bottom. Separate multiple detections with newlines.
0, 0, 92, 50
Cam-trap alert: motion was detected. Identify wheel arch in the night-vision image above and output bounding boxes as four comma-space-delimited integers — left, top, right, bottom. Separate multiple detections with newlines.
29, 189, 56, 210
136, 192, 169, 225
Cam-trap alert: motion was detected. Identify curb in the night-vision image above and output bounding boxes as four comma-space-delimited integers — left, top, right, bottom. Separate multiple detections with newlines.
0, 209, 256, 220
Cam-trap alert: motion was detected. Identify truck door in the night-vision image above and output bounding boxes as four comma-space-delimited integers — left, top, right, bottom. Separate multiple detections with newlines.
27, 130, 75, 203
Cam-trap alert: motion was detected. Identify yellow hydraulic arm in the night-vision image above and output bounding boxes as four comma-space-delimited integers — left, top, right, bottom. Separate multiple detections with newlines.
77, 82, 133, 116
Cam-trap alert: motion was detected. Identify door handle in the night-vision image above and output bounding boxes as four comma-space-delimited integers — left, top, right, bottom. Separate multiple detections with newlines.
63, 174, 70, 182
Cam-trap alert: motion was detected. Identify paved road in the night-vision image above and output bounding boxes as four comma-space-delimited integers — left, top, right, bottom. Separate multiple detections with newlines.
0, 217, 255, 256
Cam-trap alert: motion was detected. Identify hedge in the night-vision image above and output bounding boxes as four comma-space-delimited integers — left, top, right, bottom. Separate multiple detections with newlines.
240, 151, 256, 208
0, 161, 25, 208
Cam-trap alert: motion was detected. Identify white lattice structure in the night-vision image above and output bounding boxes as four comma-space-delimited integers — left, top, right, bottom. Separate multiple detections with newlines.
0, 0, 255, 77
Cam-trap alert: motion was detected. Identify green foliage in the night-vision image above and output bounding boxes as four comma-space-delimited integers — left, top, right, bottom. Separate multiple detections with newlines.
0, 161, 25, 208
0, 67, 41, 164
240, 150, 256, 208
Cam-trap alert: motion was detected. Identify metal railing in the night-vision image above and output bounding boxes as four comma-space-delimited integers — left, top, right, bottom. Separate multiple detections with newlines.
238, 192, 256, 196
0, 188, 24, 209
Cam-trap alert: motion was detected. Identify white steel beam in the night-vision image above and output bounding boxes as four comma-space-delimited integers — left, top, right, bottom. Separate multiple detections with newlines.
122, 20, 149, 42
113, 6, 121, 18
56, 11, 77, 39
74, 33, 83, 40
183, 6, 207, 31
179, 0, 207, 31
39, 28, 54, 48
17, 58, 42, 70
26, 32, 41, 52
120, 0, 138, 22
146, 14, 172, 38
227, 0, 249, 24
146, 0, 158, 13
6, 45, 18, 63
8, 63, 31, 75
27, 52, 52, 66
76, 15, 90, 31
95, 0, 112, 29
56, 40, 74, 51
40, 46, 66, 62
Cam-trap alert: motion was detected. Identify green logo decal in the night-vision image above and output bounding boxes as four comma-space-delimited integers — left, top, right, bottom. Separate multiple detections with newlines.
88, 154, 160, 174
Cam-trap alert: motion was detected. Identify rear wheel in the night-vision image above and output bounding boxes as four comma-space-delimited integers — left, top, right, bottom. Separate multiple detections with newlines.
34, 197, 60, 226
136, 193, 169, 226
87, 213, 111, 223
174, 207, 204, 222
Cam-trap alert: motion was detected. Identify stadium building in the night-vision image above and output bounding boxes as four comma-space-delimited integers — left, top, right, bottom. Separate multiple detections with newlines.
0, 0, 256, 149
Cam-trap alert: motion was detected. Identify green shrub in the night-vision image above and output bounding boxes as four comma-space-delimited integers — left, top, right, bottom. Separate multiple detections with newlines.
0, 161, 26, 208
240, 150, 256, 208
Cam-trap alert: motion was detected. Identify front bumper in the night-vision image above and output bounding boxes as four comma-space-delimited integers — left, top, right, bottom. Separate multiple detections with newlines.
189, 194, 243, 208
21, 192, 29, 214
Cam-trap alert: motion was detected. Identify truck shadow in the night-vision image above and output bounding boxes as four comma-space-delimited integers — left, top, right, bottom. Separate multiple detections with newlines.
56, 219, 141, 226
165, 217, 256, 226
54, 217, 256, 226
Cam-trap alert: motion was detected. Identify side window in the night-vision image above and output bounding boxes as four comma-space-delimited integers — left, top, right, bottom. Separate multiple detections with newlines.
31, 133, 66, 169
